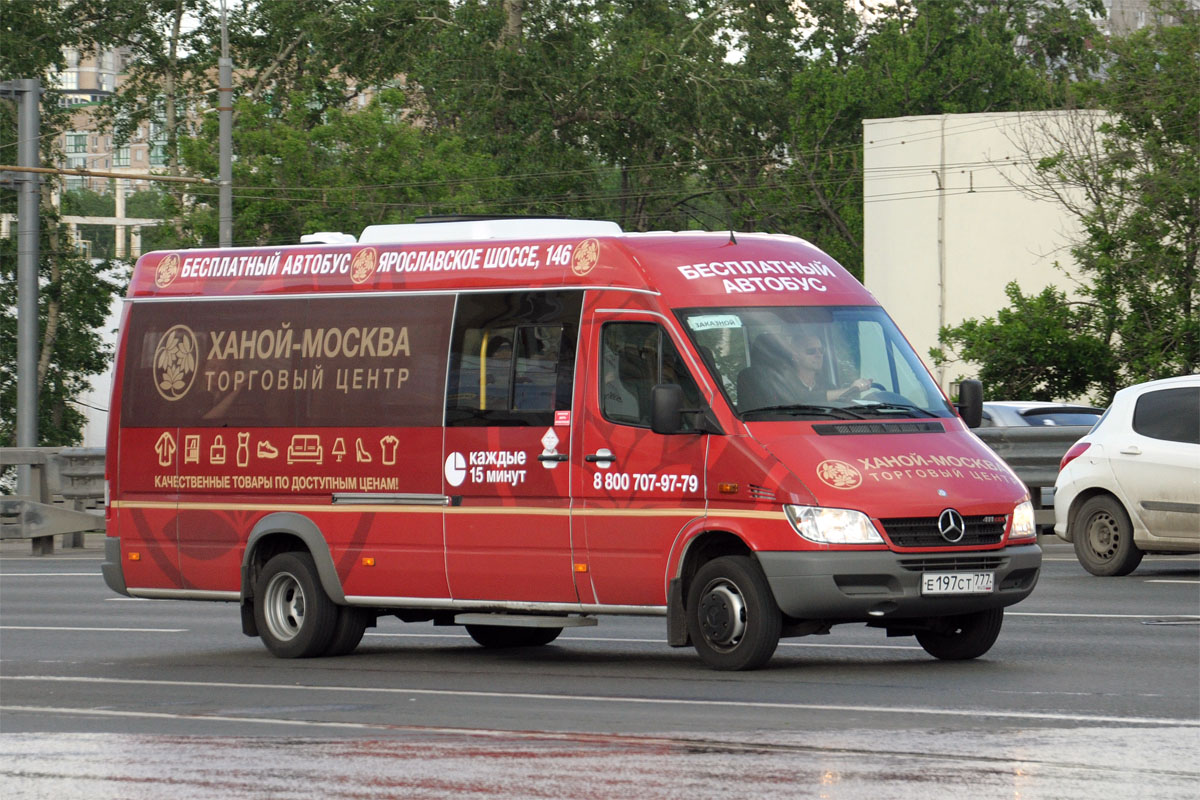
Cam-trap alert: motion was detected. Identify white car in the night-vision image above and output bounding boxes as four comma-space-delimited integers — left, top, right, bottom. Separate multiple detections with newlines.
1054, 375, 1200, 576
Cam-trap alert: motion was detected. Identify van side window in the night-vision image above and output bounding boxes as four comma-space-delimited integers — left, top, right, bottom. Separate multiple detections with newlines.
600, 322, 701, 429
446, 291, 582, 427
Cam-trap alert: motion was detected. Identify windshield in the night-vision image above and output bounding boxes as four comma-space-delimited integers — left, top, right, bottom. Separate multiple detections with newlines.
678, 306, 955, 421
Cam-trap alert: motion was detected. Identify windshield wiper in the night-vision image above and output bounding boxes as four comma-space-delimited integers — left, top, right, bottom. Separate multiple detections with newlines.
852, 402, 931, 418
741, 404, 869, 420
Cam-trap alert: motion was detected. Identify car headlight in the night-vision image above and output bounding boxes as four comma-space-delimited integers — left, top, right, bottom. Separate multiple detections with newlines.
1008, 500, 1037, 543
785, 505, 884, 545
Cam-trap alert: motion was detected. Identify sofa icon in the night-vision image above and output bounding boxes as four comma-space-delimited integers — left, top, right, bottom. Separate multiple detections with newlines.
287, 434, 323, 464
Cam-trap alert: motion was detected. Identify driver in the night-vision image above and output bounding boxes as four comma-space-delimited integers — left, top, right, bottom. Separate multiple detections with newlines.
794, 334, 873, 402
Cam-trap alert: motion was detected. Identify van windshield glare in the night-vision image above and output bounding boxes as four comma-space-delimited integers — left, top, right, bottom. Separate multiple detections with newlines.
678, 306, 955, 420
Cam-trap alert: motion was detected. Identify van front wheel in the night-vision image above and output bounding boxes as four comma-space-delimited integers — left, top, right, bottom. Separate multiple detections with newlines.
686, 556, 781, 671
255, 552, 338, 658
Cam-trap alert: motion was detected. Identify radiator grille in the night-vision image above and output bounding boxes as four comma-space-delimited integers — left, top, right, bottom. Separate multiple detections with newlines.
881, 515, 1006, 548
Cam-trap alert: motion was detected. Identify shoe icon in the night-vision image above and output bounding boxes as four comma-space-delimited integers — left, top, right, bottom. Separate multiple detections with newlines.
257, 440, 279, 459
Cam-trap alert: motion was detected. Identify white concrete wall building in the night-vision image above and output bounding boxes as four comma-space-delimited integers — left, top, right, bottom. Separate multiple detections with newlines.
862, 110, 1101, 392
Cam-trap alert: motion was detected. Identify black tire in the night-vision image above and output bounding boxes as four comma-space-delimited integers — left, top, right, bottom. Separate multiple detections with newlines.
685, 555, 781, 671
323, 606, 372, 657
254, 552, 338, 658
465, 624, 563, 648
1072, 495, 1143, 576
916, 608, 1004, 660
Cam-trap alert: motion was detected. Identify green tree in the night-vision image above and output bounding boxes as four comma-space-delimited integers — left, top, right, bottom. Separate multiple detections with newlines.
180, 88, 507, 245
1, 0, 137, 453
941, 2, 1198, 402
933, 282, 1114, 401
60, 186, 116, 258
769, 0, 1103, 278
0, 234, 125, 448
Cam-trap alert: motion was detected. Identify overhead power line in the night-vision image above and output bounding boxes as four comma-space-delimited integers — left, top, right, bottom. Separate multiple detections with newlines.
1, 164, 213, 185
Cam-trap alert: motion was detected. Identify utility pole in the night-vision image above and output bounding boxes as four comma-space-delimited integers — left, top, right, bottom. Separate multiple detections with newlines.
0, 79, 42, 496
218, 0, 233, 247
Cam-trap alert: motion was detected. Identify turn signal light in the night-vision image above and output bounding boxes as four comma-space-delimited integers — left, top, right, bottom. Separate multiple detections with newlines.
574, 563, 588, 573
718, 482, 739, 494
362, 557, 375, 567
1059, 442, 1091, 471
127, 552, 140, 561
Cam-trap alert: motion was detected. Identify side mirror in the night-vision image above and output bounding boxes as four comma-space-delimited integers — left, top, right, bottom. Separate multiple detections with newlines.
651, 383, 684, 434
956, 379, 983, 428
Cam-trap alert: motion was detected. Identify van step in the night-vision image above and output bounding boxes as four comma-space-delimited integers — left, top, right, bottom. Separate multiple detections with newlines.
453, 613, 597, 629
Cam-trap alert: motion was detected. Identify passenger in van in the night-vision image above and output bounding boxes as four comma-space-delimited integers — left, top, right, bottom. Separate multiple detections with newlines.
793, 333, 873, 403
737, 333, 798, 410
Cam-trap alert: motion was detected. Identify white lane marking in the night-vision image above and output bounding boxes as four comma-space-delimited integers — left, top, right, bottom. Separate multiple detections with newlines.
0, 558, 102, 562
0, 573, 99, 577
1003, 618, 1200, 623
1145, 580, 1200, 585
2, 675, 1197, 727
0, 626, 186, 633
0, 705, 382, 731
364, 632, 923, 649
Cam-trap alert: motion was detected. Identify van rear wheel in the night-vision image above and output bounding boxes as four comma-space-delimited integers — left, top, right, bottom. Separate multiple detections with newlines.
255, 552, 338, 658
465, 625, 562, 648
324, 607, 371, 656
686, 556, 781, 671
915, 608, 1003, 660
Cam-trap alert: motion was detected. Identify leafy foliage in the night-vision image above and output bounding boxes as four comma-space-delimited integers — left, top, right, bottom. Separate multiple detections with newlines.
939, 2, 1198, 402
0, 234, 125, 447
933, 282, 1113, 401
7, 0, 1191, 444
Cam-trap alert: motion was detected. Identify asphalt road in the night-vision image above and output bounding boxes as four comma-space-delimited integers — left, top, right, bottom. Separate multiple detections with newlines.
1, 534, 1197, 799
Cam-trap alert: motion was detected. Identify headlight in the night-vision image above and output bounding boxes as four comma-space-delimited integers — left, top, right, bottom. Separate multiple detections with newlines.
785, 505, 884, 545
1009, 500, 1037, 542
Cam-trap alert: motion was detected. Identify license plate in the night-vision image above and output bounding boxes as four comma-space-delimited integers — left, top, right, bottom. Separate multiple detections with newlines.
921, 571, 995, 595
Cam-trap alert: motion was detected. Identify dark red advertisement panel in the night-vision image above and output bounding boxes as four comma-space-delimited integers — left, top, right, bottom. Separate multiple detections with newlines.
121, 295, 453, 428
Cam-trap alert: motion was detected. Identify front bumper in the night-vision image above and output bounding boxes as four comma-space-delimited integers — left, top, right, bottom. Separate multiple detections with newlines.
758, 544, 1041, 621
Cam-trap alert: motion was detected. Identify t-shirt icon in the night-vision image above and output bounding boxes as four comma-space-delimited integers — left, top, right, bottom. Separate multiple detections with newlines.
380, 435, 399, 466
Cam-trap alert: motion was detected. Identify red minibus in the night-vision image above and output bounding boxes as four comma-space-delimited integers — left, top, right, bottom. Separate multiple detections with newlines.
102, 218, 1040, 670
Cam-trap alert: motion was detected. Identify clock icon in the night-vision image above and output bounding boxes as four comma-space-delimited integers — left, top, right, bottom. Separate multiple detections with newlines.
444, 452, 467, 487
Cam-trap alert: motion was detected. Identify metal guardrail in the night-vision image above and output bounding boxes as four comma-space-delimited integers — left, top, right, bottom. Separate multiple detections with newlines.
1, 428, 1088, 554
974, 425, 1092, 527
1, 447, 105, 555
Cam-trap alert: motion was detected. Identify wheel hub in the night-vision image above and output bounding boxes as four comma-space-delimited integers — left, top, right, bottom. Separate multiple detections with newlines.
1086, 512, 1119, 559
264, 572, 305, 642
699, 583, 746, 646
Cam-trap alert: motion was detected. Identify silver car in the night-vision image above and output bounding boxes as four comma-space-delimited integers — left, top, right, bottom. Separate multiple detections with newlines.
980, 401, 1104, 428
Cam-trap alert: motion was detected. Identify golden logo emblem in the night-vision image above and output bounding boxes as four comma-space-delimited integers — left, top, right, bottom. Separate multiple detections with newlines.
571, 238, 601, 277
153, 324, 199, 402
351, 247, 379, 284
154, 253, 181, 288
816, 459, 863, 490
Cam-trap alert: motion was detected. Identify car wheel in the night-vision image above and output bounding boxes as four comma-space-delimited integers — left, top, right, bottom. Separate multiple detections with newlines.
685, 555, 781, 671
1072, 495, 1143, 576
254, 552, 338, 658
915, 608, 1004, 660
465, 625, 562, 648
